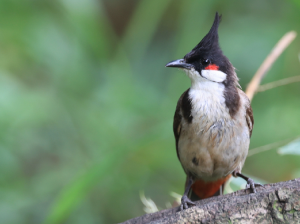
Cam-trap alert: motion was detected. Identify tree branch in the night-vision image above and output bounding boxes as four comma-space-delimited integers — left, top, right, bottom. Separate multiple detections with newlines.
121, 178, 300, 223
256, 75, 300, 92
245, 31, 297, 101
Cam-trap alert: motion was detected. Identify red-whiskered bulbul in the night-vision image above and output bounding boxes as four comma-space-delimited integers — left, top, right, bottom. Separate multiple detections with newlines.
165, 12, 262, 210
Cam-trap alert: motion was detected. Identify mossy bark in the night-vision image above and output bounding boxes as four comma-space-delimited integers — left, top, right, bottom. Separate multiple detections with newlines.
121, 178, 300, 224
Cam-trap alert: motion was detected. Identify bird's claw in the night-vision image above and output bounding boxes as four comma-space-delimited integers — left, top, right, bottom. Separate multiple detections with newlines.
246, 178, 263, 193
180, 195, 196, 211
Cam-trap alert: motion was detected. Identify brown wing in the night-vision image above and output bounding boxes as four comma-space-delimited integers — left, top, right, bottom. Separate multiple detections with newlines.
173, 89, 190, 160
245, 102, 254, 137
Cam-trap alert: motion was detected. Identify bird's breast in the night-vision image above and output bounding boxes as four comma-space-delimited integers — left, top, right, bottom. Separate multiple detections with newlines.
178, 86, 249, 181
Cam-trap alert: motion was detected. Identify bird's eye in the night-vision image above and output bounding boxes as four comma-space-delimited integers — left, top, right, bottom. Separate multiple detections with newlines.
202, 59, 210, 66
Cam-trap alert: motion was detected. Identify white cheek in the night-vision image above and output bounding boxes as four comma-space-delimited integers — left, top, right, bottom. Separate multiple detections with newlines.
201, 70, 227, 83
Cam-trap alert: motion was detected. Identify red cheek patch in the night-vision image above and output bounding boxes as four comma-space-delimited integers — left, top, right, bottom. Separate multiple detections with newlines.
205, 64, 219, 70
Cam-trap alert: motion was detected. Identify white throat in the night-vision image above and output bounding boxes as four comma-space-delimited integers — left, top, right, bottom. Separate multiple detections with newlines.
184, 68, 229, 122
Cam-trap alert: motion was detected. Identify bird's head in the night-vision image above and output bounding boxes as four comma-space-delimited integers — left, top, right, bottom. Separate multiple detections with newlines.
166, 12, 238, 88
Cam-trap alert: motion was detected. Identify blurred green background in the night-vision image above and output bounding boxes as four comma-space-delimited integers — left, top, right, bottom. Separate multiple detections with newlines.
0, 0, 300, 223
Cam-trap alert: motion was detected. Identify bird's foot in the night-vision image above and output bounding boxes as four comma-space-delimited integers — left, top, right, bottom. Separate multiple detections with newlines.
245, 178, 263, 193
180, 195, 196, 211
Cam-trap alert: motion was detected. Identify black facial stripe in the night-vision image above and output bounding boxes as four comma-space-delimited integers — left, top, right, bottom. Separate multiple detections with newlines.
181, 89, 193, 123
193, 69, 224, 83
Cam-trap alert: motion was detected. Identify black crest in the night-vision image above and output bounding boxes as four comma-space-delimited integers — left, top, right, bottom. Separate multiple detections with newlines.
183, 12, 241, 118
184, 12, 222, 61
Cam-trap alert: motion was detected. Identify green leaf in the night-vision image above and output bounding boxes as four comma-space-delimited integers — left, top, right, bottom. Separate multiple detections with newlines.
277, 138, 300, 155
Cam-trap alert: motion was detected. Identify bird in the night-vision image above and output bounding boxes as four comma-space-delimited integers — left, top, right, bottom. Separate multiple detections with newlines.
165, 12, 261, 210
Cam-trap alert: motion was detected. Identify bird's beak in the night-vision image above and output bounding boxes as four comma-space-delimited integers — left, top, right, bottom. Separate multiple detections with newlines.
165, 59, 193, 70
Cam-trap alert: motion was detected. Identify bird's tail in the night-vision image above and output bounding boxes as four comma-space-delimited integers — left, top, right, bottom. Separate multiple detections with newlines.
188, 175, 231, 201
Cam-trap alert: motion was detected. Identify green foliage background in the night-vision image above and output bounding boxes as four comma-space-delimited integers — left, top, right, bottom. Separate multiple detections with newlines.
0, 0, 300, 223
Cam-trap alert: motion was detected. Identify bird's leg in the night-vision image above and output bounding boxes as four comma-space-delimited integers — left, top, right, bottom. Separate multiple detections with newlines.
180, 175, 196, 211
233, 171, 263, 193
